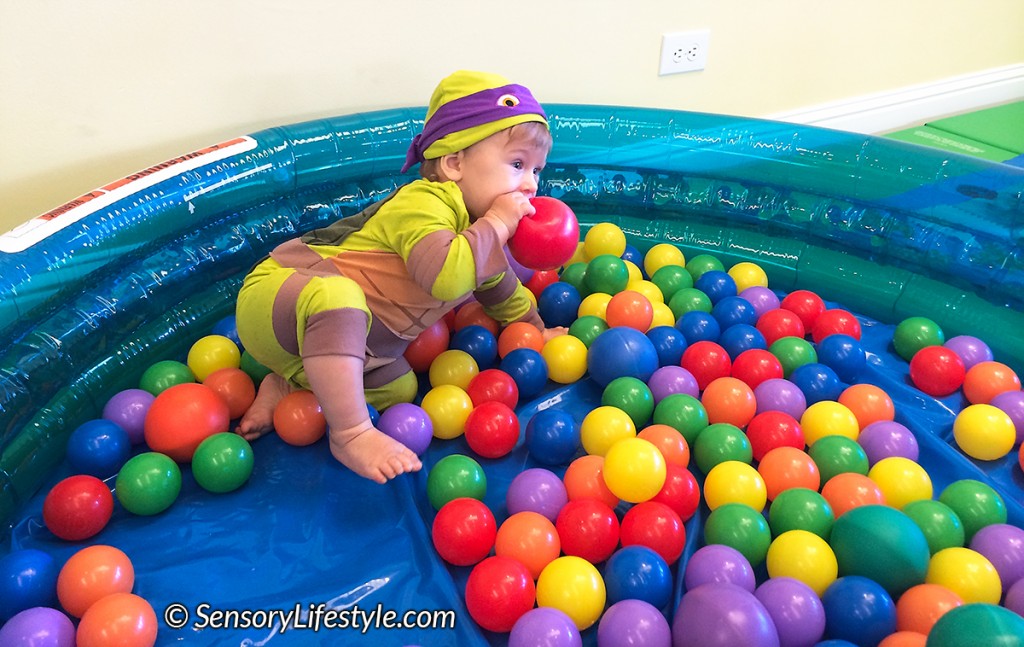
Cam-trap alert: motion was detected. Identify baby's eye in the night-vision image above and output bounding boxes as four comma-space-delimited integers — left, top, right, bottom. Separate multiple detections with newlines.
511, 160, 524, 170
497, 94, 521, 108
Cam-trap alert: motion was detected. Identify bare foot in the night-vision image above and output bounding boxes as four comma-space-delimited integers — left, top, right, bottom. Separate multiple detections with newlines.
237, 373, 293, 441
329, 421, 423, 484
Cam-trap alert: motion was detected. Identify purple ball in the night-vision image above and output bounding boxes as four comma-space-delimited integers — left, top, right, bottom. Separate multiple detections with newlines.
944, 335, 993, 371
378, 403, 433, 455
858, 420, 920, 465
1005, 577, 1024, 617
101, 388, 155, 445
0, 607, 75, 647
597, 599, 672, 647
506, 468, 568, 522
509, 607, 582, 647
647, 365, 699, 402
684, 544, 756, 592
990, 390, 1024, 444
505, 245, 536, 284
673, 583, 780, 647
740, 287, 781, 318
753, 378, 807, 420
969, 523, 1024, 589
754, 577, 825, 647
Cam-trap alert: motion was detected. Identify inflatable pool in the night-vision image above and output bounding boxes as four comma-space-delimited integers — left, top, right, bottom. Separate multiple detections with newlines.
2, 105, 1024, 646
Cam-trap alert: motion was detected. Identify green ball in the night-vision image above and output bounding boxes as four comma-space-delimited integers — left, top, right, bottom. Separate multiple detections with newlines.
893, 316, 944, 361
768, 487, 835, 540
650, 264, 693, 303
902, 498, 965, 554
768, 336, 818, 378
704, 502, 772, 567
115, 451, 182, 515
685, 253, 725, 283
426, 454, 486, 510
667, 287, 713, 320
652, 393, 709, 446
139, 360, 195, 396
240, 351, 273, 386
807, 435, 869, 482
829, 504, 930, 598
938, 479, 1007, 543
601, 377, 655, 428
191, 433, 254, 494
584, 254, 629, 295
928, 603, 1024, 647
559, 262, 590, 297
569, 315, 609, 348
693, 423, 753, 474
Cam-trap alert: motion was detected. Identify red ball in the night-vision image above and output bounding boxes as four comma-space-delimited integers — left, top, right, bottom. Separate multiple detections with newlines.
780, 289, 827, 331
143, 382, 229, 462
508, 197, 580, 271
909, 345, 966, 397
203, 367, 256, 419
681, 341, 732, 391
464, 401, 520, 459
555, 498, 621, 564
43, 475, 114, 541
404, 319, 451, 373
811, 308, 862, 342
731, 348, 785, 389
746, 410, 804, 461
466, 368, 520, 409
273, 390, 327, 446
756, 308, 806, 346
525, 269, 560, 299
650, 463, 701, 522
431, 497, 497, 567
619, 500, 686, 565
464, 556, 536, 633
454, 302, 501, 337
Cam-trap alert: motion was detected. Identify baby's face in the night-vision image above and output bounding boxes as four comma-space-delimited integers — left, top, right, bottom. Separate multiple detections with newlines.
455, 130, 548, 220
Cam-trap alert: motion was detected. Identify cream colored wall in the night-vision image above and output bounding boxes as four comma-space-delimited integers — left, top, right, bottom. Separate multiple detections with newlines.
2, 0, 1023, 233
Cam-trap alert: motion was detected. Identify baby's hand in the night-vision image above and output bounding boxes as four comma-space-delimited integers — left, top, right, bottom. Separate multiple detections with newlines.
542, 326, 568, 342
485, 192, 535, 236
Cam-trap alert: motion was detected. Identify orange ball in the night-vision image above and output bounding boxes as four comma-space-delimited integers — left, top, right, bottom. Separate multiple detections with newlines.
76, 592, 158, 647
963, 361, 1021, 404
273, 390, 326, 446
454, 301, 500, 336
605, 290, 654, 331
562, 454, 620, 509
57, 545, 135, 618
757, 446, 820, 500
820, 472, 886, 517
202, 367, 256, 419
404, 319, 450, 373
498, 321, 545, 358
143, 382, 230, 462
637, 424, 690, 468
838, 383, 895, 429
896, 583, 963, 635
877, 631, 927, 647
495, 511, 561, 580
701, 377, 757, 428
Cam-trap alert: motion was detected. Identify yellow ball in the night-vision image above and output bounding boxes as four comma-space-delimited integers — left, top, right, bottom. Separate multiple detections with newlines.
953, 403, 1016, 461
867, 456, 933, 509
650, 302, 677, 329
542, 335, 589, 384
583, 223, 627, 261
623, 260, 644, 286
428, 349, 479, 390
420, 384, 473, 440
728, 261, 769, 293
766, 529, 838, 596
644, 243, 686, 278
801, 401, 860, 445
703, 460, 767, 511
581, 406, 637, 456
578, 292, 612, 321
626, 279, 665, 305
537, 556, 607, 630
188, 334, 241, 382
602, 438, 667, 503
566, 242, 588, 267
926, 547, 1001, 604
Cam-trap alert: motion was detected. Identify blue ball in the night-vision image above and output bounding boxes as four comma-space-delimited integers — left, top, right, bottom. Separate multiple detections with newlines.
367, 403, 380, 426
66, 419, 132, 478
211, 314, 243, 351
604, 545, 673, 609
712, 295, 759, 330
587, 327, 659, 388
821, 576, 896, 646
450, 324, 499, 370
718, 324, 767, 360
693, 270, 737, 304
525, 409, 580, 466
537, 281, 582, 328
676, 311, 721, 344
0, 549, 58, 622
816, 334, 867, 383
789, 363, 845, 404
622, 244, 645, 274
646, 325, 688, 367
500, 348, 549, 399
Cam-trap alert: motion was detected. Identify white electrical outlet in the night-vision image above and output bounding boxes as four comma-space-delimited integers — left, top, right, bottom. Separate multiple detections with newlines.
659, 30, 710, 75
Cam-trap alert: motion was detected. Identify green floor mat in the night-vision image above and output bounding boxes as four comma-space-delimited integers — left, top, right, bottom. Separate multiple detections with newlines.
885, 125, 1018, 163
926, 100, 1024, 154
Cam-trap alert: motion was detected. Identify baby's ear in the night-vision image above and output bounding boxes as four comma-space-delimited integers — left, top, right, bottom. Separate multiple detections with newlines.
437, 152, 463, 182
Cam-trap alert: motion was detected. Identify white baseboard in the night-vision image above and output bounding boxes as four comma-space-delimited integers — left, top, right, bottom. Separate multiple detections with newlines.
764, 64, 1024, 134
